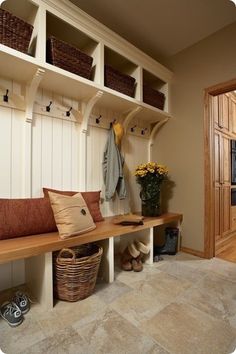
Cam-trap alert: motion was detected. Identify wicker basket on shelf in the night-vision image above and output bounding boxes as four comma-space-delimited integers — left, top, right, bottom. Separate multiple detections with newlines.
104, 64, 136, 97
53, 244, 103, 302
46, 36, 93, 80
143, 84, 165, 110
0, 8, 33, 54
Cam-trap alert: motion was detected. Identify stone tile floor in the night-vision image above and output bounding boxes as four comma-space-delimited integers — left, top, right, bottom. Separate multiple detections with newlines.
0, 252, 236, 354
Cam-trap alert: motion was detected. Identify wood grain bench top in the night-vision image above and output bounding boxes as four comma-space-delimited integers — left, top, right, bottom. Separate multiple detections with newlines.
0, 212, 182, 264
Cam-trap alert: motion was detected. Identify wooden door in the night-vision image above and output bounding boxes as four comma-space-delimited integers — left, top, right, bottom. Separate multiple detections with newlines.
230, 94, 236, 136
219, 94, 230, 134
214, 131, 231, 240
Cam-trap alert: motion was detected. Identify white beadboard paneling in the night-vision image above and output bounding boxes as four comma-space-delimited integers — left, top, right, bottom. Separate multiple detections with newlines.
41, 116, 53, 188
62, 119, 72, 189
71, 122, 79, 190
0, 106, 12, 198
52, 118, 63, 189
32, 114, 42, 197
11, 110, 24, 198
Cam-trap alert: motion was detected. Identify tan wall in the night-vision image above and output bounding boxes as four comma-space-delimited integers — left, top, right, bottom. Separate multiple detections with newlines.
153, 22, 236, 252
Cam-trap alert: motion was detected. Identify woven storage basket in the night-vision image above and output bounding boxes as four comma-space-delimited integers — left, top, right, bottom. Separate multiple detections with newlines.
143, 84, 165, 110
46, 36, 93, 80
0, 8, 33, 54
53, 244, 103, 302
104, 64, 136, 97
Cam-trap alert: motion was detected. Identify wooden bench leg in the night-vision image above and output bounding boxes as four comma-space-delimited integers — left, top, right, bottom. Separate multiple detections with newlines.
25, 252, 53, 310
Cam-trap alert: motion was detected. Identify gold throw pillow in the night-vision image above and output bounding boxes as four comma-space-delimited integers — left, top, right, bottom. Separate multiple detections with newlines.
48, 191, 96, 239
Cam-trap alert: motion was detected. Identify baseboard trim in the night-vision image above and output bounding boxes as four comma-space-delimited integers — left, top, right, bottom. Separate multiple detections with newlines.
180, 246, 205, 258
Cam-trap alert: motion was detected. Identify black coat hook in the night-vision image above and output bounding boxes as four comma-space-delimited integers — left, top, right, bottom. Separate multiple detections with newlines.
66, 107, 72, 117
131, 125, 137, 132
110, 119, 116, 128
46, 101, 52, 112
96, 115, 102, 124
3, 89, 9, 103
141, 128, 148, 135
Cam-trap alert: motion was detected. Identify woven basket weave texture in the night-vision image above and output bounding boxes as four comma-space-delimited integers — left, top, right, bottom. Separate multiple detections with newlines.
104, 64, 136, 97
53, 244, 103, 302
46, 36, 93, 80
0, 8, 33, 54
143, 84, 165, 110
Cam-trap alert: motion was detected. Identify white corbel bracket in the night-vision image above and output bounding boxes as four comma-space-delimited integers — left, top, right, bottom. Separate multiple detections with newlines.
148, 118, 169, 161
122, 106, 143, 135
0, 1, 6, 6
81, 90, 103, 133
25, 68, 45, 123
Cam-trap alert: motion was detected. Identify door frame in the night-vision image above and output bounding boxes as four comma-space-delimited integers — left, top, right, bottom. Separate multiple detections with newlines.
204, 78, 236, 258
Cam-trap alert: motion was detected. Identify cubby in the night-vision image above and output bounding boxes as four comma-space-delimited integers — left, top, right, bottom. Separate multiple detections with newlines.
46, 11, 99, 82
104, 46, 140, 100
143, 69, 169, 112
1, 0, 39, 57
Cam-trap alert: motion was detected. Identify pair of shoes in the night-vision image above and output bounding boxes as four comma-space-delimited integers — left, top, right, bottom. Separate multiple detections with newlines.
120, 240, 150, 272
0, 291, 31, 327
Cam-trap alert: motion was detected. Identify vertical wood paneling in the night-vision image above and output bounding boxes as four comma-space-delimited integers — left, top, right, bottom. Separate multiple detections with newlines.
11, 110, 24, 198
41, 116, 53, 188
52, 118, 63, 189
32, 114, 42, 196
0, 106, 12, 198
62, 120, 72, 189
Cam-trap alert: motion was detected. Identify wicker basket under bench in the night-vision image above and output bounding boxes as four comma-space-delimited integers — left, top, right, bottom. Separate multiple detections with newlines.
46, 36, 93, 80
0, 8, 33, 54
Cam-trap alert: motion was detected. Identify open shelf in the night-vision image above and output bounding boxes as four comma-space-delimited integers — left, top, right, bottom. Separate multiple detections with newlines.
143, 69, 168, 112
104, 46, 140, 100
46, 11, 99, 82
1, 0, 39, 57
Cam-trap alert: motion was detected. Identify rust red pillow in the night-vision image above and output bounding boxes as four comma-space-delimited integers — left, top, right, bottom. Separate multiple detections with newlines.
0, 197, 57, 240
43, 187, 104, 222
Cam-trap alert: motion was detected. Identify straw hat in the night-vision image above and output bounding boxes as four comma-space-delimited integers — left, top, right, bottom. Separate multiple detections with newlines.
113, 122, 124, 147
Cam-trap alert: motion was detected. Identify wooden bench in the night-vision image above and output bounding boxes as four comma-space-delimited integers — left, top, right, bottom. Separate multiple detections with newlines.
0, 212, 182, 309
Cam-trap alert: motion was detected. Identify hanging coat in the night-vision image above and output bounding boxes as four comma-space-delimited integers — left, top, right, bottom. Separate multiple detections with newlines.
102, 128, 127, 201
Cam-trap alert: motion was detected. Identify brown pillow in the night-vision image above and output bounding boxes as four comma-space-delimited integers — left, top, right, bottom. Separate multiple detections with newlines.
0, 197, 57, 240
43, 187, 104, 222
48, 192, 96, 239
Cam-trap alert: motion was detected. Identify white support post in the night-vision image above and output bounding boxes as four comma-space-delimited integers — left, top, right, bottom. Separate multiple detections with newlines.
148, 118, 168, 161
22, 68, 45, 197
79, 90, 103, 191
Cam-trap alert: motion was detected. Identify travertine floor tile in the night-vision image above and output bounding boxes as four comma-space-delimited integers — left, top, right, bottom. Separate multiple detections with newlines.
73, 308, 169, 354
95, 279, 132, 304
20, 326, 87, 354
0, 313, 45, 354
179, 272, 236, 327
52, 293, 106, 327
110, 272, 192, 326
157, 260, 207, 283
141, 302, 236, 354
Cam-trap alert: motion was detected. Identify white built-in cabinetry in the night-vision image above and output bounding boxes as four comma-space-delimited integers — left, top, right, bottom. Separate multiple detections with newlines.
0, 0, 175, 299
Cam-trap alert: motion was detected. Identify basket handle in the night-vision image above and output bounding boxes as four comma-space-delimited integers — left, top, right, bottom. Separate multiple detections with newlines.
57, 248, 76, 263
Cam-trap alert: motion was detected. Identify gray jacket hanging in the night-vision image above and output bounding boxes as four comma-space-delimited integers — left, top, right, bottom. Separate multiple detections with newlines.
102, 128, 127, 201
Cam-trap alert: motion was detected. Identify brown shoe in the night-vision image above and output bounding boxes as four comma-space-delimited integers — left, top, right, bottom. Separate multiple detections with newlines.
132, 256, 143, 272
120, 247, 133, 271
